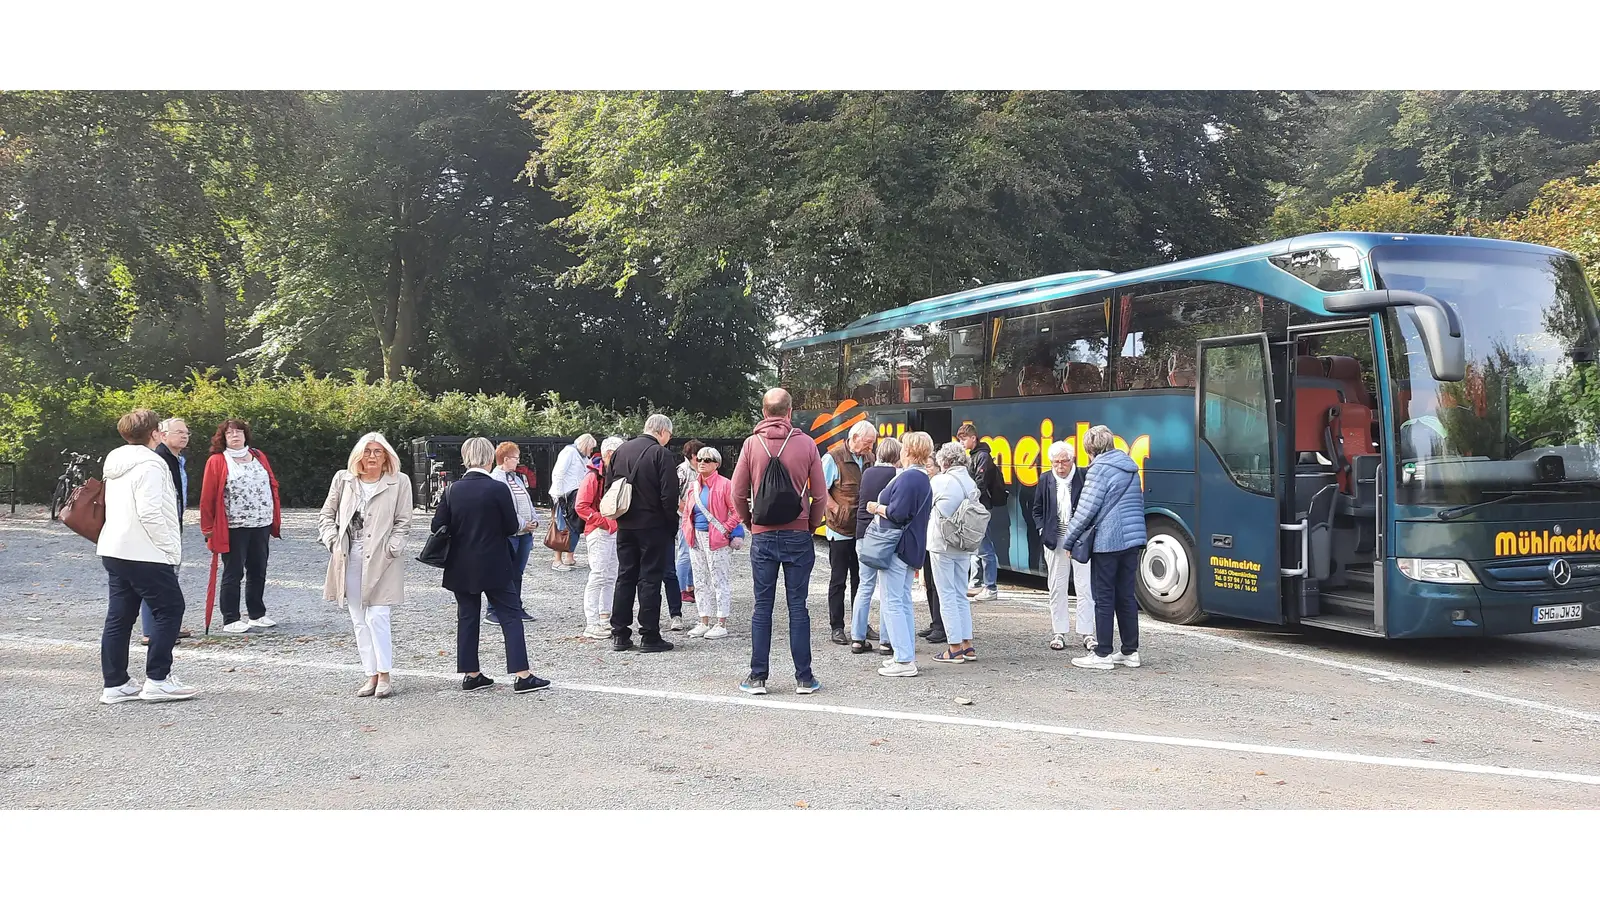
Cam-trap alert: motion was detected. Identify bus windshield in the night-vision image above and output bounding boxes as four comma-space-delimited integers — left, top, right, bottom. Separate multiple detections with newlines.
1376, 243, 1600, 506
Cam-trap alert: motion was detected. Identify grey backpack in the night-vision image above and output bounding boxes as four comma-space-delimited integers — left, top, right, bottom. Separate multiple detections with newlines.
940, 492, 991, 553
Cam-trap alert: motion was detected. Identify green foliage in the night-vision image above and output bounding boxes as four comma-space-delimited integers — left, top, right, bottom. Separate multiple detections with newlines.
1474, 162, 1600, 290
1266, 181, 1452, 238
0, 373, 752, 506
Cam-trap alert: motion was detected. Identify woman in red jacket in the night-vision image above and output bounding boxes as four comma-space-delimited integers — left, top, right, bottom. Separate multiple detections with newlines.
574, 437, 623, 640
199, 418, 283, 634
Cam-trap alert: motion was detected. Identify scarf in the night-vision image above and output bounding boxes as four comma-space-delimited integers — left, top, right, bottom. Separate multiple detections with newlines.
225, 446, 253, 461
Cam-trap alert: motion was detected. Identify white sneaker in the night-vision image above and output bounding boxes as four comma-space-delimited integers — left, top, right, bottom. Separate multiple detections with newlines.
668, 616, 685, 632
1071, 653, 1115, 670
687, 622, 711, 638
1111, 651, 1141, 668
222, 620, 251, 634
101, 682, 143, 704
972, 588, 998, 602
878, 660, 919, 678
248, 617, 276, 628
704, 624, 728, 640
140, 676, 199, 701
583, 623, 610, 639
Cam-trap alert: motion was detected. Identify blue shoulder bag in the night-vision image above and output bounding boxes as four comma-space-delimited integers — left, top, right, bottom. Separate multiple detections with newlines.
858, 471, 929, 570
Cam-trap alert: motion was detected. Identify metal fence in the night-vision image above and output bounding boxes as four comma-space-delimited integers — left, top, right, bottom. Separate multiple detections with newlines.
408, 435, 748, 510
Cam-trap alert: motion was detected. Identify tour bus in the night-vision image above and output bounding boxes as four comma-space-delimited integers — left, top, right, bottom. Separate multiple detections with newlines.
776, 232, 1600, 639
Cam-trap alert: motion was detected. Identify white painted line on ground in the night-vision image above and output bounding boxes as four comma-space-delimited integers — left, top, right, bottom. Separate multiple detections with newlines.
1002, 596, 1600, 725
6, 632, 1600, 789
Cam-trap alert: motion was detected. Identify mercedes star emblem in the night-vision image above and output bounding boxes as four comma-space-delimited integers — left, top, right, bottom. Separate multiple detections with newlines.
1550, 558, 1573, 587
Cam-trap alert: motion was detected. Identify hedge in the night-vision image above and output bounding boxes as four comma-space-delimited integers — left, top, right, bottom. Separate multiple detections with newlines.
0, 371, 754, 507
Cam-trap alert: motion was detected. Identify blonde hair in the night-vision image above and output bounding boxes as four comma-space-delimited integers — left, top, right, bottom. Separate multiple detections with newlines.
901, 431, 934, 464
495, 441, 520, 465
347, 432, 399, 476
1084, 424, 1116, 457
117, 409, 161, 444
461, 436, 496, 470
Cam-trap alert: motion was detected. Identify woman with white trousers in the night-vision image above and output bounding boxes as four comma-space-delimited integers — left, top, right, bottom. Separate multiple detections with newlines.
1032, 440, 1096, 651
318, 433, 413, 698
575, 436, 624, 639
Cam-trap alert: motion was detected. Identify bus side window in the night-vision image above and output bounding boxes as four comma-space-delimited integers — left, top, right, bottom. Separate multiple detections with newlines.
989, 300, 1108, 399
899, 320, 984, 403
785, 342, 843, 410
1115, 281, 1266, 392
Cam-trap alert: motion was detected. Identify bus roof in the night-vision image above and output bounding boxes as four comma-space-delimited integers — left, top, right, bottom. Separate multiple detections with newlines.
776, 231, 1573, 351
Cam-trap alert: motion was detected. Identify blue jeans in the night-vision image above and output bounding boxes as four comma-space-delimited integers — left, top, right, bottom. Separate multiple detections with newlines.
976, 527, 998, 590
929, 551, 974, 643
1091, 547, 1141, 657
748, 530, 815, 682
103, 558, 184, 686
851, 558, 880, 641
509, 533, 534, 598
877, 553, 916, 663
675, 530, 694, 592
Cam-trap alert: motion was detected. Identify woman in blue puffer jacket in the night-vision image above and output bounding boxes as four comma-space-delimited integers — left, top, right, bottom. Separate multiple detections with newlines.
1058, 425, 1147, 671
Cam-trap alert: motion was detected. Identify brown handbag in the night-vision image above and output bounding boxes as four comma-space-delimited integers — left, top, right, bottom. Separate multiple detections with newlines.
61, 478, 107, 543
542, 518, 573, 553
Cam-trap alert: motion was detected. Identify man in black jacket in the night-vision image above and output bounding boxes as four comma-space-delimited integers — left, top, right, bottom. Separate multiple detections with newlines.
959, 422, 1007, 602
606, 414, 680, 652
141, 418, 192, 645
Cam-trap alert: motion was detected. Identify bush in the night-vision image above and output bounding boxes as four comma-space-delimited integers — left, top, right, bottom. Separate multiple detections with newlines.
1, 371, 754, 506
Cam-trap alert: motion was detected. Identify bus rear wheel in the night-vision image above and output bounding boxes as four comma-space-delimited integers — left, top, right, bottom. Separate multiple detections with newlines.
1136, 519, 1204, 625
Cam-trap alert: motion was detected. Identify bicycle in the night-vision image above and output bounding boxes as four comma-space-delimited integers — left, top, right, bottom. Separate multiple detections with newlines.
425, 460, 452, 511
50, 450, 91, 521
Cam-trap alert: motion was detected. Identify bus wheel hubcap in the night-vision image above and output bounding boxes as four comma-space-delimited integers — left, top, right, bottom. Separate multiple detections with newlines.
1141, 535, 1190, 603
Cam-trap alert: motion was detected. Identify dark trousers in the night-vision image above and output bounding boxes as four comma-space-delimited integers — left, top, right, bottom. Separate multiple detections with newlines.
612, 527, 671, 641
455, 588, 529, 674
748, 530, 815, 682
923, 550, 945, 633
662, 535, 683, 618
102, 557, 185, 687
219, 525, 270, 623
1091, 547, 1142, 656
827, 538, 860, 629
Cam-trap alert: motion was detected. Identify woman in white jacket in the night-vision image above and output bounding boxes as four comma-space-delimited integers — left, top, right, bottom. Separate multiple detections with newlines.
548, 434, 597, 570
97, 409, 198, 704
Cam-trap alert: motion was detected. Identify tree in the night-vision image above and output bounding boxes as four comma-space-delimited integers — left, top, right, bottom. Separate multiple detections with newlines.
1266, 181, 1452, 238
527, 90, 1319, 330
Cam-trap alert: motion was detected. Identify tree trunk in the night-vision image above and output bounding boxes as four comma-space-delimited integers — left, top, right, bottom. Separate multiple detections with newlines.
385, 254, 421, 380
195, 275, 231, 373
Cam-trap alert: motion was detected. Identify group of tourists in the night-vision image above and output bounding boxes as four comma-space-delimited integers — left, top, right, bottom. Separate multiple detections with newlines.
92, 387, 1148, 706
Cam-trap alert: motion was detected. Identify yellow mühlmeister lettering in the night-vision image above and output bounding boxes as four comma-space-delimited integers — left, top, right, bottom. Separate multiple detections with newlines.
988, 435, 1013, 484
1495, 532, 1516, 556
1015, 437, 1040, 487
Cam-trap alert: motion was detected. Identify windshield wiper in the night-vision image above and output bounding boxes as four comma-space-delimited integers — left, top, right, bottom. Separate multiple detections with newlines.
1436, 488, 1583, 521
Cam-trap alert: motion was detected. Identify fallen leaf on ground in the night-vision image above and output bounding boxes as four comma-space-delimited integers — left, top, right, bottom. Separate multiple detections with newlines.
1422, 739, 1437, 744
869, 740, 883, 747
955, 697, 976, 706
222, 667, 235, 673
794, 801, 809, 809
348, 775, 361, 780
361, 726, 377, 733
1274, 780, 1286, 785
1255, 771, 1268, 776
159, 723, 174, 728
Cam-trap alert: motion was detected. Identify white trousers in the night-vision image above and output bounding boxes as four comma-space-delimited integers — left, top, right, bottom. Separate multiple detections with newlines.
583, 529, 618, 624
345, 541, 393, 675
1044, 547, 1095, 636
689, 530, 732, 619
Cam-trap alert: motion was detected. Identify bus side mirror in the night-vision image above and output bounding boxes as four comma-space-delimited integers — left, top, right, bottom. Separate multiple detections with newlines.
1324, 289, 1465, 383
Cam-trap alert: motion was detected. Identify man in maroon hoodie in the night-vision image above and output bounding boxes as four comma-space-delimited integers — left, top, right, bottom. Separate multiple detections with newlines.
731, 388, 828, 696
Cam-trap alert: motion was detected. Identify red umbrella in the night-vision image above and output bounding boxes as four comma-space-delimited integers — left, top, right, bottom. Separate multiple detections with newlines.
203, 552, 219, 634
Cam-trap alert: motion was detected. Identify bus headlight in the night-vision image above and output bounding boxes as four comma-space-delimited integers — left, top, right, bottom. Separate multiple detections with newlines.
1397, 558, 1480, 585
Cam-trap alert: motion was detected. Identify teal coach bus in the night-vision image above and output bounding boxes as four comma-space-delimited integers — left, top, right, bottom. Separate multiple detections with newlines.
777, 232, 1600, 638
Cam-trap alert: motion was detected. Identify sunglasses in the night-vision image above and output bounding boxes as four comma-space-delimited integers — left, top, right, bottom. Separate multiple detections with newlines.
696, 456, 719, 463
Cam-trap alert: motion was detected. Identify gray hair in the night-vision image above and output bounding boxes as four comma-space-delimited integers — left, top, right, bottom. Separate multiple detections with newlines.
848, 420, 877, 443
1083, 425, 1116, 458
875, 437, 902, 466
935, 441, 969, 471
644, 414, 673, 437
575, 433, 598, 454
1047, 440, 1076, 462
157, 417, 187, 432
695, 446, 723, 464
601, 435, 625, 455
461, 436, 496, 470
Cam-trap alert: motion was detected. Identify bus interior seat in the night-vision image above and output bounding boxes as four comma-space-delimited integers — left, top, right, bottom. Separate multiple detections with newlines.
992, 371, 1020, 398
1296, 387, 1344, 456
1063, 362, 1102, 393
1020, 365, 1056, 396
952, 385, 979, 401
1168, 363, 1196, 388
1325, 403, 1375, 492
1325, 356, 1372, 408
1295, 355, 1325, 377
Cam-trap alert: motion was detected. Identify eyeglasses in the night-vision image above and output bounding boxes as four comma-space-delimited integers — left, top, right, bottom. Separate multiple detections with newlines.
696, 456, 719, 463
362, 448, 387, 456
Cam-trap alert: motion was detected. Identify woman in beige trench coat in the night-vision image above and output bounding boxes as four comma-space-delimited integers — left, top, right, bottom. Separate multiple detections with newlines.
318, 432, 413, 698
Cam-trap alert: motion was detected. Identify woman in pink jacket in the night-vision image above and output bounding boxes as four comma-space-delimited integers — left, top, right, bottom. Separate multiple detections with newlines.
681, 446, 742, 639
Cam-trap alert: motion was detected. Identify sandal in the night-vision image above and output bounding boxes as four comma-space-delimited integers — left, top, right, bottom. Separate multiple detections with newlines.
1049, 634, 1067, 651
963, 647, 977, 661
850, 640, 873, 654
933, 649, 966, 664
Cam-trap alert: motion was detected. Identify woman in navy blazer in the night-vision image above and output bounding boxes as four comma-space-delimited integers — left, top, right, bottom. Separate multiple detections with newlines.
1031, 440, 1095, 651
432, 437, 550, 694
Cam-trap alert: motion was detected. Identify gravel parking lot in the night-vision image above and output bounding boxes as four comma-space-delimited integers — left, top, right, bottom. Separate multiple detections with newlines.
4, 505, 1600, 809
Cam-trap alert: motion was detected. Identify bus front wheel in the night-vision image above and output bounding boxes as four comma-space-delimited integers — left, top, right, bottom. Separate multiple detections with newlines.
1136, 519, 1204, 625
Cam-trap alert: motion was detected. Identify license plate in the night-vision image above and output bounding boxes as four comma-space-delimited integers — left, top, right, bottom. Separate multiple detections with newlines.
1533, 604, 1584, 624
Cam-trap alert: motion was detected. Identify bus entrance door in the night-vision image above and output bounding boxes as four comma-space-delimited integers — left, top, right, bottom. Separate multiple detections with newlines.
910, 408, 953, 446
1194, 336, 1285, 623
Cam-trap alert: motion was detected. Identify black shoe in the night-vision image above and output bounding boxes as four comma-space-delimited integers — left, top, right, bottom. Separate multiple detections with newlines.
639, 638, 675, 653
613, 636, 636, 652
831, 627, 849, 646
916, 627, 932, 638
485, 608, 501, 625
513, 673, 552, 693
924, 631, 947, 644
877, 642, 893, 655
462, 673, 495, 692
518, 610, 534, 622
867, 627, 880, 642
